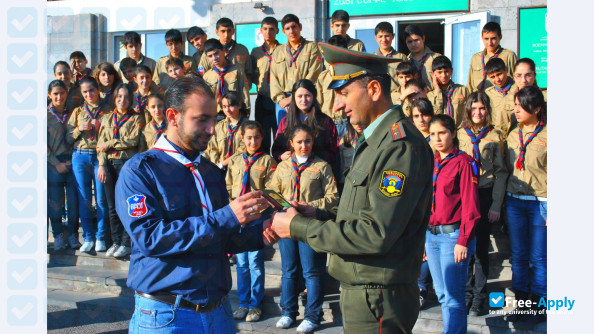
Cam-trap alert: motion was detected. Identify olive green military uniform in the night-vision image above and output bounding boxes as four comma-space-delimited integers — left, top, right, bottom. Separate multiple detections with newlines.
337, 136, 356, 184
407, 47, 440, 90
426, 83, 470, 128
203, 117, 246, 167
68, 102, 111, 150
96, 110, 144, 166
203, 64, 251, 113
114, 54, 157, 84
138, 119, 166, 152
152, 54, 193, 91
467, 47, 517, 92
485, 82, 515, 136
225, 153, 277, 200
251, 42, 282, 99
505, 124, 547, 198
198, 40, 253, 79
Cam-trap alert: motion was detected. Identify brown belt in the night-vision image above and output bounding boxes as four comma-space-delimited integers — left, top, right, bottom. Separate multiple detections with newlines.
135, 291, 225, 312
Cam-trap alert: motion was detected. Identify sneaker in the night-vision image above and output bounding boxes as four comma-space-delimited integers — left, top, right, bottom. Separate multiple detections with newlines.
233, 307, 248, 320
79, 241, 94, 253
95, 240, 107, 252
68, 234, 82, 249
113, 245, 132, 258
105, 244, 119, 257
469, 300, 485, 316
246, 308, 262, 322
53, 233, 67, 251
276, 316, 294, 329
296, 319, 319, 333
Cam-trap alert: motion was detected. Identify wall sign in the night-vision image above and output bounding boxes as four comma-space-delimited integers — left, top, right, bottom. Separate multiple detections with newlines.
518, 7, 547, 88
329, 0, 469, 17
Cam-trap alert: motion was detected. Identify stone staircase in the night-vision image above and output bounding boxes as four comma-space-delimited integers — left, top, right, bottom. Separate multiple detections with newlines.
47, 224, 547, 333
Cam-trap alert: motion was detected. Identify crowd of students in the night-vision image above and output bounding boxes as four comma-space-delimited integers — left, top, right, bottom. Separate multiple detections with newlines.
47, 9, 547, 333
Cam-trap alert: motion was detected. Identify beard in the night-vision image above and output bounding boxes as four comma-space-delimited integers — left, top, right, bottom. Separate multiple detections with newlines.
176, 116, 211, 153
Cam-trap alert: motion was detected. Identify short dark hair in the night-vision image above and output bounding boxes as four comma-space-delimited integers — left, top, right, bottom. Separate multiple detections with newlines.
331, 10, 350, 23
356, 74, 392, 99
429, 114, 459, 148
165, 29, 183, 44
403, 25, 424, 40
119, 57, 138, 71
328, 35, 349, 48
241, 120, 264, 136
216, 17, 234, 30
404, 77, 426, 91
411, 98, 434, 117
375, 21, 394, 35
515, 86, 546, 124
112, 83, 134, 106
485, 58, 506, 75
134, 64, 152, 77
187, 26, 206, 41
286, 79, 324, 137
79, 76, 99, 90
146, 93, 164, 104
431, 55, 453, 72
53, 60, 70, 73
261, 16, 278, 28
203, 38, 224, 54
165, 57, 185, 69
281, 14, 300, 28
69, 51, 87, 61
121, 31, 141, 46
515, 58, 536, 73
396, 62, 417, 76
48, 79, 67, 94
165, 76, 214, 114
482, 22, 502, 37
462, 91, 492, 129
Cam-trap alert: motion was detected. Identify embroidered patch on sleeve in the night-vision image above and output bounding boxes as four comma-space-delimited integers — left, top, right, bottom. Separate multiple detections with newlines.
379, 170, 406, 197
127, 194, 148, 217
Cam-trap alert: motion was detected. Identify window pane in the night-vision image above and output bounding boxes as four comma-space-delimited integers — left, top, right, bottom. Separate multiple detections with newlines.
354, 29, 375, 53
145, 33, 168, 61
451, 20, 482, 86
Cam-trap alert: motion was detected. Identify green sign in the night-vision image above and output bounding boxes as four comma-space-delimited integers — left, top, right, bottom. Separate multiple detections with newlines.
519, 7, 547, 88
329, 0, 469, 16
236, 23, 288, 93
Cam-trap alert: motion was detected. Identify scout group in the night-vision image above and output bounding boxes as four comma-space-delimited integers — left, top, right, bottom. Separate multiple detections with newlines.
47, 9, 547, 334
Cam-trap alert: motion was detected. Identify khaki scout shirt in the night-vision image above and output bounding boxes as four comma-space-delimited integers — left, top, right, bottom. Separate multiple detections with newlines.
68, 102, 111, 150
266, 156, 338, 211
198, 41, 253, 78
485, 84, 515, 136
467, 48, 517, 92
345, 35, 366, 52
290, 107, 434, 286
426, 83, 470, 128
270, 40, 322, 103
505, 124, 547, 198
100, 89, 115, 110
96, 110, 144, 166
190, 50, 202, 74
458, 127, 508, 212
225, 153, 277, 200
66, 85, 83, 111
139, 120, 166, 152
47, 108, 74, 167
374, 48, 407, 80
251, 42, 282, 98
203, 117, 246, 167
115, 54, 157, 84
203, 64, 251, 112
152, 54, 193, 91
316, 69, 345, 119
132, 84, 164, 124
407, 47, 441, 90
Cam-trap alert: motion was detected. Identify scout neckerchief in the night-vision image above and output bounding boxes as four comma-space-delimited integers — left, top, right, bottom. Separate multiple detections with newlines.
442, 84, 456, 117
515, 121, 545, 170
290, 154, 315, 201
377, 48, 397, 58
464, 126, 493, 168
83, 102, 102, 140
223, 41, 236, 59
48, 104, 69, 143
151, 120, 167, 144
112, 110, 133, 140
152, 136, 213, 216
240, 151, 264, 196
101, 89, 113, 102
135, 92, 147, 113
479, 46, 503, 90
416, 53, 430, 76
495, 78, 514, 97
75, 69, 90, 85
287, 38, 306, 69
261, 42, 275, 83
432, 150, 460, 213
226, 118, 243, 158
213, 64, 231, 104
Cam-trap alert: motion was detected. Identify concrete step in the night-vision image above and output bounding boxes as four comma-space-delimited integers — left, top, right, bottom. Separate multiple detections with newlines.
47, 246, 130, 271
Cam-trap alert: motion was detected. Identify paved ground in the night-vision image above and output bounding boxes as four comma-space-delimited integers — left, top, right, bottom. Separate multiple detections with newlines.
48, 305, 130, 334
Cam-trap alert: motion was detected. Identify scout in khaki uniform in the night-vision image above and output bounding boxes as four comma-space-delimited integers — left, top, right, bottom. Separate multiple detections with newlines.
139, 94, 166, 152
53, 60, 83, 111
203, 39, 251, 114
316, 35, 349, 125
484, 58, 515, 136
186, 26, 207, 74
93, 62, 123, 110
509, 58, 547, 130
153, 29, 193, 91
467, 22, 517, 92
197, 18, 253, 80
410, 98, 436, 153
69, 51, 92, 86
404, 25, 441, 90
114, 31, 157, 84
391, 62, 417, 106
374, 21, 407, 95
97, 83, 144, 259
330, 10, 366, 52
426, 56, 470, 128
131, 65, 164, 124
271, 44, 434, 334
400, 78, 428, 117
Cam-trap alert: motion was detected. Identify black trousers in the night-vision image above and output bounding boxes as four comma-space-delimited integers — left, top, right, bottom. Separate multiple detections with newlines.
255, 94, 277, 155
104, 160, 130, 247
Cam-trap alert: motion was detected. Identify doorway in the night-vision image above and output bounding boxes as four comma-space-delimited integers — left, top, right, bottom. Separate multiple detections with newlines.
397, 20, 444, 55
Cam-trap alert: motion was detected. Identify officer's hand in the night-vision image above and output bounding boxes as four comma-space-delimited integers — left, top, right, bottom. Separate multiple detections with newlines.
289, 201, 316, 218
271, 207, 299, 238
454, 244, 468, 263
230, 191, 269, 225
262, 219, 280, 246
487, 210, 500, 223
97, 166, 107, 183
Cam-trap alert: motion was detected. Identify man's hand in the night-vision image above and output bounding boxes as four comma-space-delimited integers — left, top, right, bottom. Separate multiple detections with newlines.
488, 210, 500, 223
55, 162, 69, 174
271, 207, 299, 238
230, 191, 269, 225
289, 201, 316, 218
262, 219, 280, 246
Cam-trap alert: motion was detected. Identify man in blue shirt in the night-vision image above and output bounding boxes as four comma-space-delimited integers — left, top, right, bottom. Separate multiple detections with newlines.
116, 76, 278, 333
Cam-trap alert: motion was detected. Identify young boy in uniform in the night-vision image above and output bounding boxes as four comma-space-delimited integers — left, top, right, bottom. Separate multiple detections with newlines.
484, 58, 515, 135
203, 39, 251, 114
198, 18, 253, 83
427, 55, 470, 128
251, 17, 282, 154
114, 31, 157, 83
391, 61, 417, 105
404, 25, 441, 90
132, 65, 163, 123
270, 14, 322, 126
119, 57, 138, 85
70, 51, 92, 86
330, 10, 365, 52
374, 21, 407, 60
467, 22, 517, 92
187, 26, 207, 74
166, 58, 187, 81
400, 78, 428, 116
153, 29, 193, 91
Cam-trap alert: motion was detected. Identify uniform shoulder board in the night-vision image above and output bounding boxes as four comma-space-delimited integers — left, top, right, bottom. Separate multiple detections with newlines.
390, 122, 407, 141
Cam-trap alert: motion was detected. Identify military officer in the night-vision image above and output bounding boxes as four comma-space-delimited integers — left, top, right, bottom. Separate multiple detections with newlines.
271, 44, 434, 333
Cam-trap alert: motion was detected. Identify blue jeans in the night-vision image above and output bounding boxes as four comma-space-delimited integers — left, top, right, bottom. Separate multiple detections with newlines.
418, 260, 432, 294
71, 151, 108, 242
505, 196, 547, 297
275, 103, 287, 127
236, 249, 265, 309
426, 229, 476, 334
129, 293, 235, 333
47, 163, 79, 237
278, 238, 326, 324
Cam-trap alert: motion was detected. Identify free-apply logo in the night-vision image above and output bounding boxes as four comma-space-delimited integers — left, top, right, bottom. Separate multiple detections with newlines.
489, 292, 576, 314
489, 292, 505, 307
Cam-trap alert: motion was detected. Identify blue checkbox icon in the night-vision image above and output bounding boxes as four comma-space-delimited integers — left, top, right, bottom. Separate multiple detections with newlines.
7, 116, 37, 146
154, 8, 186, 29
8, 44, 37, 74
7, 224, 37, 254
117, 7, 147, 31
7, 188, 37, 218
7, 152, 37, 182
7, 295, 37, 326
7, 7, 37, 38
7, 80, 37, 110
7, 259, 37, 290
489, 292, 505, 307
